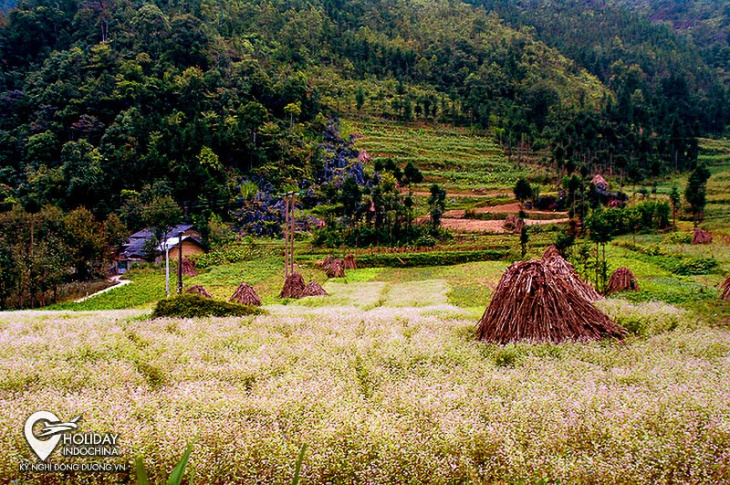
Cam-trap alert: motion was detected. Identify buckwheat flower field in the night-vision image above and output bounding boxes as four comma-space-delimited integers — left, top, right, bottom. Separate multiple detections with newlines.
1, 302, 729, 484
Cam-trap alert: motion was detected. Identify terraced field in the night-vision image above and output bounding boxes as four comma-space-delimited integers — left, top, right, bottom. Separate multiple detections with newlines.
343, 119, 551, 194
700, 138, 730, 230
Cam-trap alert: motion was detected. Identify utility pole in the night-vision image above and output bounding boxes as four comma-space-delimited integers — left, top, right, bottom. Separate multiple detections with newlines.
177, 231, 183, 294
284, 195, 290, 278
164, 230, 170, 297
289, 192, 294, 274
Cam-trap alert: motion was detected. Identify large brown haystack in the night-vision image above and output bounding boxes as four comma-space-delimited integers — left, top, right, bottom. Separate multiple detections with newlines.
230, 282, 262, 306
477, 260, 626, 344
280, 272, 306, 298
302, 281, 329, 297
344, 253, 357, 270
542, 245, 602, 303
720, 276, 730, 301
180, 257, 198, 276
692, 228, 713, 245
606, 267, 640, 294
185, 285, 213, 298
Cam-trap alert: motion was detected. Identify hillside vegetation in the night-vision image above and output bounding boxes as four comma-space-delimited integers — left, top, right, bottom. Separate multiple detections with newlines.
0, 0, 725, 218
0, 0, 729, 308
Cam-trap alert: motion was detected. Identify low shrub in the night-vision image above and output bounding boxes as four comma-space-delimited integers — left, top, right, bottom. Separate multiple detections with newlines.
190, 241, 268, 269
597, 300, 691, 337
672, 257, 718, 276
152, 294, 264, 319
614, 242, 718, 275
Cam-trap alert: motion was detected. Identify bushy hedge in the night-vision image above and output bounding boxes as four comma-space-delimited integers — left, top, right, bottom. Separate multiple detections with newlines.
356, 249, 510, 267
189, 241, 270, 269
152, 294, 264, 319
602, 200, 672, 235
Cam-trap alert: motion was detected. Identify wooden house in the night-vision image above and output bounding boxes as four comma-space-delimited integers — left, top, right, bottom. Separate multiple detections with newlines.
116, 224, 203, 274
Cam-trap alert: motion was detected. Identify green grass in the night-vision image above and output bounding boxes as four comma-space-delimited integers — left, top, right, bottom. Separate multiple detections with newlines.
46, 271, 167, 311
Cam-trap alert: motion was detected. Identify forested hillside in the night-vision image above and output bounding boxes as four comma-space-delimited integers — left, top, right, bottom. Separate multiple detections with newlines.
0, 0, 727, 222
615, 0, 730, 72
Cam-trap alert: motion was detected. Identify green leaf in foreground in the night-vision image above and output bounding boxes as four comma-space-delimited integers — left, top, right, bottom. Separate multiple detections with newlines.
135, 456, 151, 485
292, 444, 308, 485
167, 442, 195, 485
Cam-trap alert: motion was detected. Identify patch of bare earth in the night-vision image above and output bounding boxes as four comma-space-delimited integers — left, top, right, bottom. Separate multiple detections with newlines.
435, 217, 569, 233
421, 202, 569, 233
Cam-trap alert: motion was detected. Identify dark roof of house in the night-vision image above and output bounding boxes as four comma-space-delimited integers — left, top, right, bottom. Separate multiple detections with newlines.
128, 224, 195, 240
122, 224, 196, 258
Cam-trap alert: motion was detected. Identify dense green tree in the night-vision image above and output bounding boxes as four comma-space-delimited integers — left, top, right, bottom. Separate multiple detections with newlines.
355, 85, 365, 113
685, 163, 712, 227
587, 208, 615, 291
143, 196, 183, 243
513, 178, 532, 206
63, 207, 108, 280
428, 184, 446, 230
669, 186, 681, 230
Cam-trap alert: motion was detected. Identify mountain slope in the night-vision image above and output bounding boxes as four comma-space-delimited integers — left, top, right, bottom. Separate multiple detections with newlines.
0, 0, 725, 220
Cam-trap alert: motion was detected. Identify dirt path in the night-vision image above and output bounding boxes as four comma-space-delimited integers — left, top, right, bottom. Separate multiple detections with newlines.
74, 278, 131, 302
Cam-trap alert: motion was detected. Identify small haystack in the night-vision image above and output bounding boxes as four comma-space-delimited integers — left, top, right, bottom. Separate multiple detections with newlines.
323, 255, 345, 278
180, 257, 198, 277
344, 253, 357, 270
322, 255, 334, 271
542, 245, 602, 303
229, 282, 262, 306
720, 276, 730, 301
606, 267, 640, 294
692, 228, 713, 245
302, 281, 329, 297
329, 259, 345, 277
280, 272, 306, 298
504, 215, 524, 233
477, 260, 626, 344
185, 285, 213, 298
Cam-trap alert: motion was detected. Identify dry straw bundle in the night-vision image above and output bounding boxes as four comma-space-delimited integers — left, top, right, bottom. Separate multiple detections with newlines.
229, 282, 262, 306
542, 246, 602, 303
280, 272, 306, 298
606, 267, 640, 294
503, 215, 523, 233
179, 257, 198, 277
344, 254, 357, 270
720, 276, 730, 301
477, 260, 626, 344
185, 285, 213, 298
302, 281, 329, 297
322, 255, 345, 278
692, 228, 713, 245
